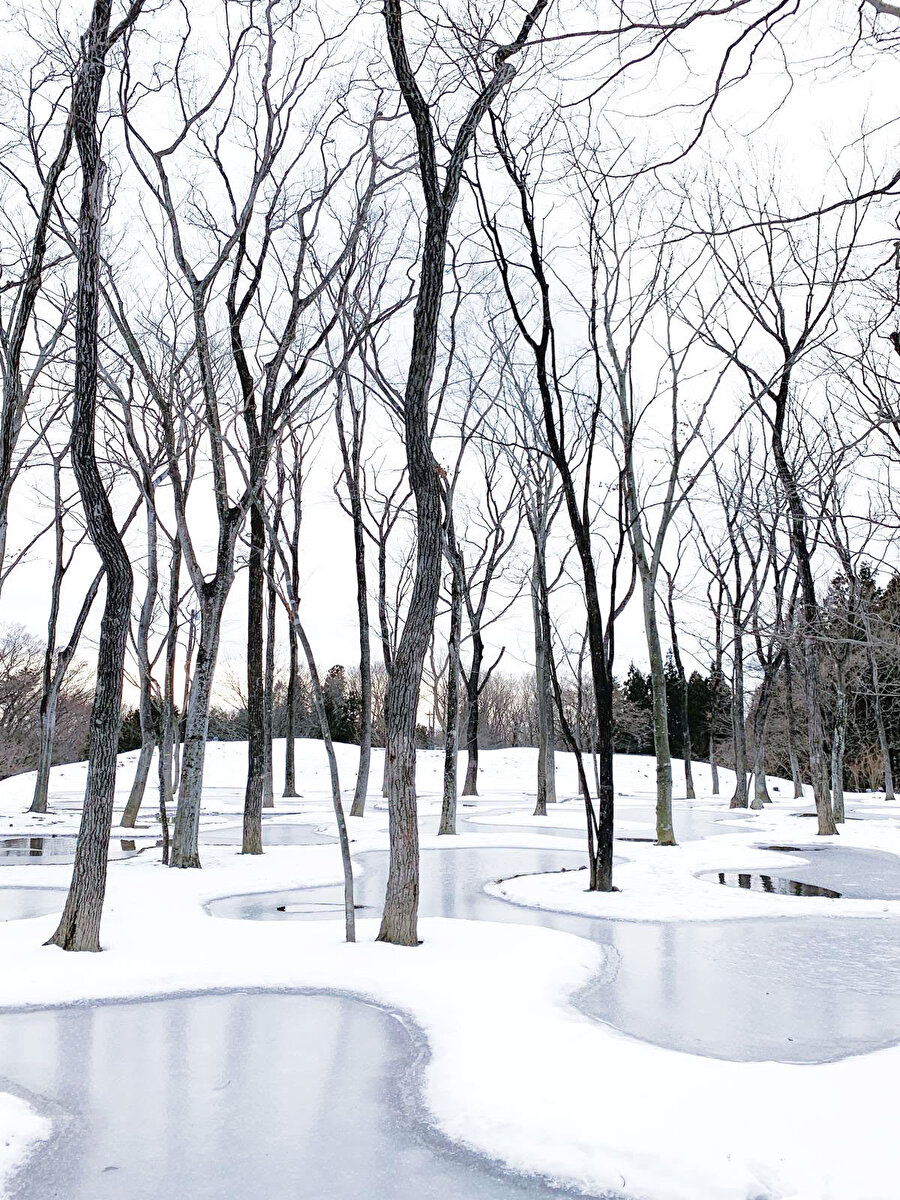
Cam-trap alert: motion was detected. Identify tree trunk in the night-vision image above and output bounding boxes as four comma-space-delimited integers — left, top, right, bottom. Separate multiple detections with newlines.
462, 633, 483, 796
640, 575, 675, 840
865, 624, 894, 801
439, 569, 462, 835
242, 503, 266, 854
121, 742, 154, 827
340, 417, 373, 820
283, 617, 299, 798
157, 544, 180, 865
377, 0, 547, 941
121, 499, 159, 828
749, 658, 781, 809
831, 663, 847, 823
770, 393, 835, 835
730, 617, 749, 809
170, 571, 235, 868
263, 544, 277, 809
532, 548, 556, 815
47, 0, 141, 951
376, 209, 447, 944
665, 592, 695, 800
293, 616, 355, 942
32, 688, 61, 817
783, 650, 803, 798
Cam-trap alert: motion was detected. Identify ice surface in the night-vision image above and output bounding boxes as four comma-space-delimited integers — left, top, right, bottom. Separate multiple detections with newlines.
0, 992, 603, 1200
209, 843, 900, 1062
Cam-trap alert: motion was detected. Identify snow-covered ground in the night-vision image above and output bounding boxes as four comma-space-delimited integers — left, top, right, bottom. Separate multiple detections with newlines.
0, 742, 899, 1199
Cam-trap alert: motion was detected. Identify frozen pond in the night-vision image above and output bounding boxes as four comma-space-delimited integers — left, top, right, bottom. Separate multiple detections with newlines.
209, 844, 900, 1063
0, 887, 65, 921
457, 799, 760, 843
205, 822, 335, 847
0, 992, 604, 1200
704, 843, 900, 901
0, 836, 149, 865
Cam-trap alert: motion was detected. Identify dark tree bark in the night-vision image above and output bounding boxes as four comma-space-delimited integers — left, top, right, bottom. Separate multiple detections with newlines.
47, 0, 145, 952
284, 618, 300, 798
478, 126, 623, 886
263, 535, 277, 809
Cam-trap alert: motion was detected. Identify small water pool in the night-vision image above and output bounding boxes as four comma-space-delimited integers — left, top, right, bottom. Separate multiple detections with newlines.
0, 836, 150, 864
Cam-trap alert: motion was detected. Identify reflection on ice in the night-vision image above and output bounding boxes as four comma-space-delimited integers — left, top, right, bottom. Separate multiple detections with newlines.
0, 992, 597, 1200
711, 871, 842, 898
0, 836, 146, 864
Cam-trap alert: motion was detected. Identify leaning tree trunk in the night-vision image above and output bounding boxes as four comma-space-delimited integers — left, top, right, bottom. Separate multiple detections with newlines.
293, 616, 356, 942
439, 568, 462, 835
47, 0, 140, 951
462, 633, 484, 796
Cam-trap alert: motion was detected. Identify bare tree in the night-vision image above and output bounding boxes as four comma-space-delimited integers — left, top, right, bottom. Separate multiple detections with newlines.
376, 0, 550, 944
47, 0, 146, 953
